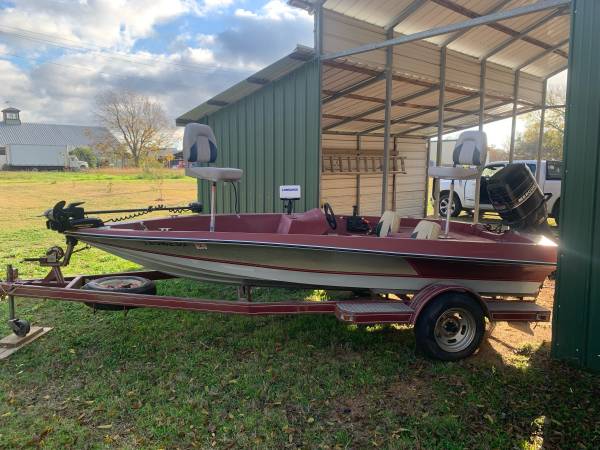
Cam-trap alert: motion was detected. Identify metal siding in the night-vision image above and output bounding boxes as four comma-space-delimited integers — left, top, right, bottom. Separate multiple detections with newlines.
0, 123, 112, 147
197, 60, 320, 213
552, 0, 599, 372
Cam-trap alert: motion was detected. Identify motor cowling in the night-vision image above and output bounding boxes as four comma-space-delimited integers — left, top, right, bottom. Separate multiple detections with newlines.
486, 163, 549, 232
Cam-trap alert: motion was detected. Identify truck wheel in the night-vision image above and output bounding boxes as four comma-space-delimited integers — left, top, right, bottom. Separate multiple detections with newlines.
82, 276, 155, 311
438, 192, 462, 217
414, 292, 485, 361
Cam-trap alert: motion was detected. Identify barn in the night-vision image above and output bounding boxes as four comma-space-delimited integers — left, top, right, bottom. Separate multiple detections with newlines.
0, 108, 112, 170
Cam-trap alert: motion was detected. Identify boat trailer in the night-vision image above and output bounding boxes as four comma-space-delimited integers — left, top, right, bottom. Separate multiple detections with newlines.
0, 244, 552, 361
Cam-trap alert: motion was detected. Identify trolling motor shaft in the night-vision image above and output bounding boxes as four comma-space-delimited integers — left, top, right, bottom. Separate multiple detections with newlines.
44, 201, 203, 233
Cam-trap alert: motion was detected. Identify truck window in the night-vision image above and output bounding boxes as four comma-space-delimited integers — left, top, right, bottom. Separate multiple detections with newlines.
525, 163, 537, 176
546, 161, 562, 180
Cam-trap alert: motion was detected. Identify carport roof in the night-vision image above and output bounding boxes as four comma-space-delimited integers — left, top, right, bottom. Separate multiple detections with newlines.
293, 0, 570, 79
177, 1, 570, 139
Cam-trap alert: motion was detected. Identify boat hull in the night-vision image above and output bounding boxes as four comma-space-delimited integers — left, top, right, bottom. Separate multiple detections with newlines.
77, 234, 552, 296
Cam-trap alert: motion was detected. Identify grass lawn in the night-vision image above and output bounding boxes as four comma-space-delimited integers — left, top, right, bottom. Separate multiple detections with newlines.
1, 170, 599, 449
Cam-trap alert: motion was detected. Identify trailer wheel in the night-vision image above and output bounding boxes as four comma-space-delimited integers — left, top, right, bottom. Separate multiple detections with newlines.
414, 293, 485, 361
82, 276, 155, 311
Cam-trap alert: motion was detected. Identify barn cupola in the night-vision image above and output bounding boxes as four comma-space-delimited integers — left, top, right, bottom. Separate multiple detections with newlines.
2, 107, 21, 125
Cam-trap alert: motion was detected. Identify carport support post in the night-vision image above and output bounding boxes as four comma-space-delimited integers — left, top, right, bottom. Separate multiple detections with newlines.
433, 46, 447, 219
424, 139, 431, 217
552, 0, 600, 372
536, 79, 548, 184
315, 0, 324, 206
473, 59, 487, 225
356, 135, 361, 212
509, 70, 520, 163
381, 28, 393, 214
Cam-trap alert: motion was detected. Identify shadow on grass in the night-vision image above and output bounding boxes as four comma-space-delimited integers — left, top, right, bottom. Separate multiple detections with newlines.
0, 279, 598, 449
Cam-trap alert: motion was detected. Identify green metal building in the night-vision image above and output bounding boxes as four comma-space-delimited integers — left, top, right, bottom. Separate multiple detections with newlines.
177, 46, 321, 214
552, 0, 600, 372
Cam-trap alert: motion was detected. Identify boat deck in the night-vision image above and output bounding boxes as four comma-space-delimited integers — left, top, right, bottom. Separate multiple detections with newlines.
107, 209, 511, 244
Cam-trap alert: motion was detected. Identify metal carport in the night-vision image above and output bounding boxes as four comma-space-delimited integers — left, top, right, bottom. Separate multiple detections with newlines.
291, 0, 570, 219
178, 0, 599, 370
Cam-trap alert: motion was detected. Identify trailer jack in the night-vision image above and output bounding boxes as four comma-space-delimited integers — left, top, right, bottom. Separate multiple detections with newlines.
0, 262, 53, 359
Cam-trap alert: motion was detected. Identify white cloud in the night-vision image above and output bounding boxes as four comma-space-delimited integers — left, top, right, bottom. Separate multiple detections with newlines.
196, 34, 217, 46
199, 0, 236, 14
0, 0, 196, 51
0, 0, 314, 132
235, 0, 311, 21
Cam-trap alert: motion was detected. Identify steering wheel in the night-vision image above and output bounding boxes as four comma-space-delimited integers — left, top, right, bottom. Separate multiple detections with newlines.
323, 202, 337, 230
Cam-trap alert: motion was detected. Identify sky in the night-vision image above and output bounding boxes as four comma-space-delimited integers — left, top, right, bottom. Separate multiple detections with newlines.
0, 0, 314, 131
0, 0, 566, 149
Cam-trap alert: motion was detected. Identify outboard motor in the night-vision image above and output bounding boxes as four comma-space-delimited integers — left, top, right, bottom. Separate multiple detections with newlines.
486, 163, 550, 233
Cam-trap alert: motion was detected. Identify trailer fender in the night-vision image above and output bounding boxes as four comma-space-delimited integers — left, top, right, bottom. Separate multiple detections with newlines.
409, 283, 488, 325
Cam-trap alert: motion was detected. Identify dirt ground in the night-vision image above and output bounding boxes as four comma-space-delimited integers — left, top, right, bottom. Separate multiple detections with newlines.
478, 278, 554, 364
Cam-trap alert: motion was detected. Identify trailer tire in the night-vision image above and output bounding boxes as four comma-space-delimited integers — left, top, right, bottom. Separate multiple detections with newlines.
414, 292, 485, 361
82, 276, 155, 311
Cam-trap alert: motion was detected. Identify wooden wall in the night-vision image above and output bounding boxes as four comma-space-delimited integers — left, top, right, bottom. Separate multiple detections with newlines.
320, 134, 427, 216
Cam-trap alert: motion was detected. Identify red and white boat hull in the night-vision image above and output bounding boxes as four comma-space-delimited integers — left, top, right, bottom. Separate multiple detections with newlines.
79, 233, 553, 296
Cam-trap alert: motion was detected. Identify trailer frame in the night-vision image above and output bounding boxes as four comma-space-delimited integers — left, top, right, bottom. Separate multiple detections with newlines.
1, 261, 551, 361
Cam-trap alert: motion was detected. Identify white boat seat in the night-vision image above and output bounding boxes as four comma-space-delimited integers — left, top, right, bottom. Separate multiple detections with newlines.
183, 123, 243, 232
430, 130, 488, 235
428, 166, 479, 180
411, 220, 441, 240
183, 123, 244, 183
378, 210, 401, 237
187, 166, 243, 182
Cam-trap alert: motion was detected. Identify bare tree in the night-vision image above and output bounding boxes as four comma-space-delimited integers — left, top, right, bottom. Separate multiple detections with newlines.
95, 90, 173, 167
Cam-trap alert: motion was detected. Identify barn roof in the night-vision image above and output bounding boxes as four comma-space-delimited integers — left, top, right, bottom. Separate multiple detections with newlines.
0, 122, 113, 147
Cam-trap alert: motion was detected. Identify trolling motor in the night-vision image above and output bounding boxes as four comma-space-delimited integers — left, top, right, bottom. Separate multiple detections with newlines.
44, 200, 203, 233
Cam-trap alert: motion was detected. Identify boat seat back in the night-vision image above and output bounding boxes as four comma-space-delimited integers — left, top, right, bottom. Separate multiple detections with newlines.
183, 123, 217, 164
428, 131, 487, 180
453, 130, 487, 167
183, 123, 243, 182
377, 211, 401, 237
411, 220, 441, 240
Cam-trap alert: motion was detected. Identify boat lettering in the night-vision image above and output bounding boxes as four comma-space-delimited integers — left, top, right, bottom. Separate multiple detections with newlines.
142, 241, 187, 247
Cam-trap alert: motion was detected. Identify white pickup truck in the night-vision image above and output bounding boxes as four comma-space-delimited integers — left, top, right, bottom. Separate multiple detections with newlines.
436, 160, 562, 223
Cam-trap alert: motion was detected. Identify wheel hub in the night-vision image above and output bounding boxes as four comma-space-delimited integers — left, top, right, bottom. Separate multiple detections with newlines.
433, 308, 476, 353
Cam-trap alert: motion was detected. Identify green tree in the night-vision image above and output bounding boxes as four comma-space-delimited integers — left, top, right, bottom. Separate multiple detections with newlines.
513, 85, 565, 160
70, 147, 97, 168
